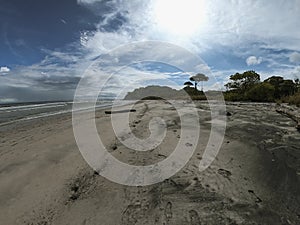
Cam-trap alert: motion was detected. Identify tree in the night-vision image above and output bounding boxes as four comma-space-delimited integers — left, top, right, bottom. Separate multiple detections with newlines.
246, 83, 275, 102
184, 81, 193, 87
264, 76, 284, 98
224, 71, 300, 103
225, 70, 260, 93
190, 73, 209, 91
280, 80, 297, 96
295, 78, 300, 92
264, 76, 298, 98
264, 76, 284, 86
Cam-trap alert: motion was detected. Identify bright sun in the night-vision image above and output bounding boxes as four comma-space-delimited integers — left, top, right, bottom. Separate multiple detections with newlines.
153, 0, 206, 36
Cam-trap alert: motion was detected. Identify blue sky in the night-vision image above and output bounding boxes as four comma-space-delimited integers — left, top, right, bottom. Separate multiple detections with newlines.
1, 0, 300, 102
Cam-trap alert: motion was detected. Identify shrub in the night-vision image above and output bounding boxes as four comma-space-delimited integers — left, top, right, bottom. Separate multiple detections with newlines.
224, 91, 245, 101
246, 83, 275, 102
282, 92, 300, 107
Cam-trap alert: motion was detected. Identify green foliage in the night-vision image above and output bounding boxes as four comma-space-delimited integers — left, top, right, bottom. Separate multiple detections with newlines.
264, 76, 297, 98
183, 86, 203, 95
264, 76, 284, 98
224, 91, 245, 101
224, 71, 299, 106
141, 96, 165, 100
184, 81, 193, 87
279, 80, 297, 96
225, 70, 260, 92
183, 86, 206, 100
246, 83, 275, 102
281, 91, 300, 107
189, 73, 209, 90
190, 95, 207, 100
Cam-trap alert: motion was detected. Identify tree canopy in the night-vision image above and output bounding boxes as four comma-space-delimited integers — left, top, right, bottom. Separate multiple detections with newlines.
224, 71, 299, 103
189, 73, 209, 90
225, 70, 260, 92
264, 76, 297, 98
184, 81, 193, 87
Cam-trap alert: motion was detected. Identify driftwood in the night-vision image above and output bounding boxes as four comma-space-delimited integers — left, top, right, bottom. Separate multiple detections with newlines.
105, 109, 136, 114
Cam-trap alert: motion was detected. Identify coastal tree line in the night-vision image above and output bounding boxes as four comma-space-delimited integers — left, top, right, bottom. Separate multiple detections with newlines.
224, 70, 300, 105
183, 70, 300, 106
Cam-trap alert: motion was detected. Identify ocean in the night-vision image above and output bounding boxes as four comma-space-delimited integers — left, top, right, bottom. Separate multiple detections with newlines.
0, 100, 114, 126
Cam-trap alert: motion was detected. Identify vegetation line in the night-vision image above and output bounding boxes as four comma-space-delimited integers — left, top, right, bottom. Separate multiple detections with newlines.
222, 71, 300, 106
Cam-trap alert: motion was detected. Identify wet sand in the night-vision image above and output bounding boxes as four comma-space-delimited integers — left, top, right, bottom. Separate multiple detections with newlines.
0, 101, 299, 225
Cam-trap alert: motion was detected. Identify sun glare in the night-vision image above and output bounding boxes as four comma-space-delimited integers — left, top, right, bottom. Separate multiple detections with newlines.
153, 0, 206, 36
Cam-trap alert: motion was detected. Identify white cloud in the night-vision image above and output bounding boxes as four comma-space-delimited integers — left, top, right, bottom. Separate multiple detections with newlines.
77, 0, 300, 61
2, 0, 300, 101
80, 31, 133, 58
0, 66, 10, 73
201, 0, 300, 49
289, 52, 300, 63
246, 56, 263, 66
76, 0, 299, 91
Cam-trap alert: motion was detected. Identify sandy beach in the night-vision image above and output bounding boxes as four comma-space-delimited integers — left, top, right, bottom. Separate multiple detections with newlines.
0, 100, 299, 225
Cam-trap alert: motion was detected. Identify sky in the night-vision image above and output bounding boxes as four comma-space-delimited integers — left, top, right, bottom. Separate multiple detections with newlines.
1, 0, 300, 102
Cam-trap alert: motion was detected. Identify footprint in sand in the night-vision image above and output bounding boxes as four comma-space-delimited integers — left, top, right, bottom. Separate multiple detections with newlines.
189, 210, 201, 225
164, 202, 173, 221
134, 120, 141, 124
109, 143, 118, 152
248, 190, 262, 203
218, 168, 232, 179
